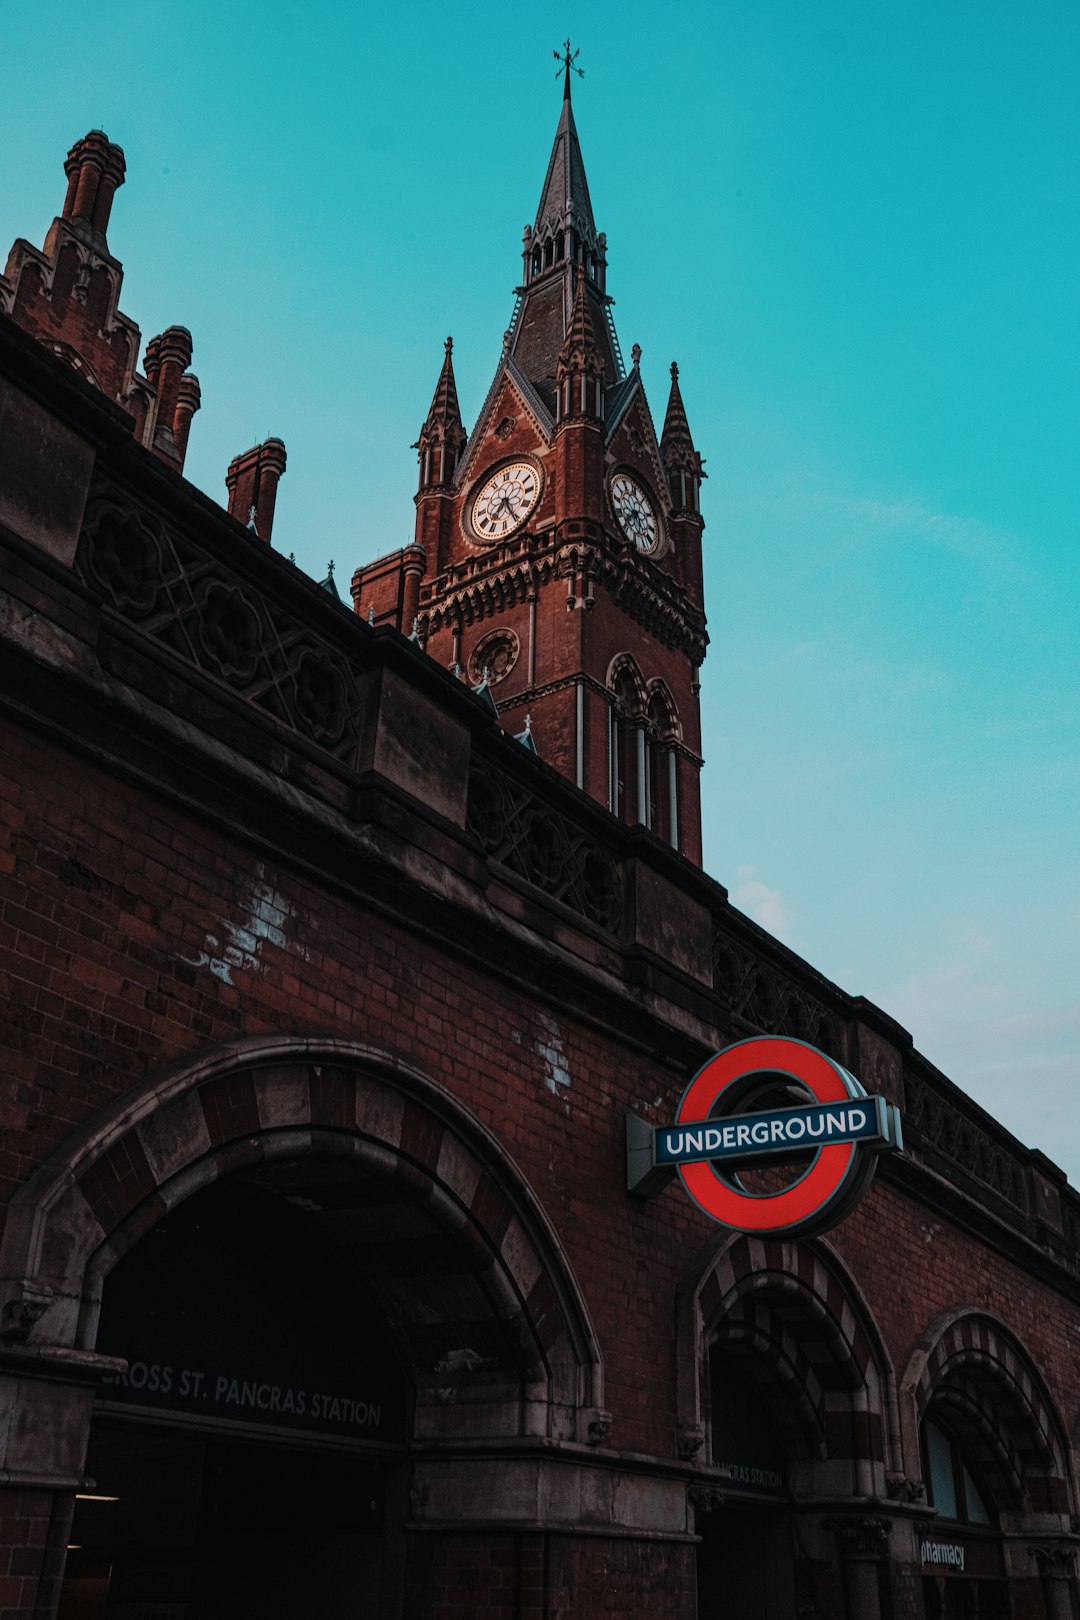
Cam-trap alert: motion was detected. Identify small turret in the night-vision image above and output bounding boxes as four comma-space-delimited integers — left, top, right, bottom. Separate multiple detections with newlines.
555, 271, 605, 420
660, 362, 706, 514
415, 337, 467, 491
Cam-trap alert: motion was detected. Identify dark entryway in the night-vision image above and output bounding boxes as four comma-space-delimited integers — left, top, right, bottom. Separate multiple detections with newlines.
698, 1347, 796, 1617
59, 1177, 411, 1619
60, 1423, 395, 1619
697, 1501, 796, 1617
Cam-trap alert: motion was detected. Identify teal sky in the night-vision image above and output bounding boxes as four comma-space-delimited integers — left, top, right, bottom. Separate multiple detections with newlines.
2, 2, 1077, 1175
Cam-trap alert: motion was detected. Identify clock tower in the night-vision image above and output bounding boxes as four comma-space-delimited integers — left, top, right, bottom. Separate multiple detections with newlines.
352, 62, 708, 864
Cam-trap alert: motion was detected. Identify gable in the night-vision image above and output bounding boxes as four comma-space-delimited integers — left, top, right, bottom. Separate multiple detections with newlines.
456, 364, 554, 493
606, 385, 672, 521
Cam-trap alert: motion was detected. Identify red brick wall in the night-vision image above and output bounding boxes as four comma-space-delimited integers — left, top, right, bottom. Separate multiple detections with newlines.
0, 1490, 54, 1620
4, 702, 1080, 1464
833, 1174, 1079, 1424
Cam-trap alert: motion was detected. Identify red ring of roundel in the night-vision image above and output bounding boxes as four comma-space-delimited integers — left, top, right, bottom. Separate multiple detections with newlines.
674, 1037, 864, 1234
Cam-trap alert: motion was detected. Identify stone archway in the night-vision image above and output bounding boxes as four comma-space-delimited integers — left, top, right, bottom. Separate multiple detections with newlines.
677, 1232, 900, 1495
902, 1309, 1078, 1618
902, 1308, 1072, 1517
0, 1034, 605, 1444
0, 1037, 610, 1620
1, 1035, 605, 1437
678, 1233, 901, 1620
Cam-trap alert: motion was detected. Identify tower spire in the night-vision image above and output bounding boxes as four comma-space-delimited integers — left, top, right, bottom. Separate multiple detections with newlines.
554, 38, 583, 102
508, 57, 621, 413
532, 51, 596, 256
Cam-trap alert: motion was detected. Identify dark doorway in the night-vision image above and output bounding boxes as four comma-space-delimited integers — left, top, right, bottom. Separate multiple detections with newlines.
698, 1348, 796, 1618
59, 1178, 411, 1619
697, 1501, 796, 1617
60, 1422, 393, 1619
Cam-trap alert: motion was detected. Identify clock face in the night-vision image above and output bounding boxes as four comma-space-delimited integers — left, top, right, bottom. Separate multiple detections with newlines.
469, 462, 541, 542
610, 473, 659, 553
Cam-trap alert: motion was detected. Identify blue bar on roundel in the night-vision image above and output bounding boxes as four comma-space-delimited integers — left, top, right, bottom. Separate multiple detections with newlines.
655, 1097, 892, 1168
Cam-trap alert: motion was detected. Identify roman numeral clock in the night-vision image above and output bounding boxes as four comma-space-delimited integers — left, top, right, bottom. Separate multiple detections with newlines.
468, 462, 542, 542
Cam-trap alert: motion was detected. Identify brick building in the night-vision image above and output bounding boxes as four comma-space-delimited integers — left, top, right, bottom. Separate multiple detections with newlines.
0, 81, 1077, 1620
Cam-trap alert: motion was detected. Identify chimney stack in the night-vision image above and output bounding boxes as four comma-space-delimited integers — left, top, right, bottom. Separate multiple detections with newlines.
143, 327, 200, 470
153, 326, 193, 438
173, 375, 202, 464
226, 439, 288, 543
62, 131, 126, 241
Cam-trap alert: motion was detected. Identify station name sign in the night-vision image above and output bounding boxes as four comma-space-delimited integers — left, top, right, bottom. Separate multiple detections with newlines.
656, 1098, 892, 1167
628, 1037, 903, 1239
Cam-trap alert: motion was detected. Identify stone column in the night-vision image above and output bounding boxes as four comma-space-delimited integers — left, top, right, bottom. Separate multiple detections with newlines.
829, 1515, 891, 1620
0, 1340, 125, 1620
1031, 1544, 1079, 1620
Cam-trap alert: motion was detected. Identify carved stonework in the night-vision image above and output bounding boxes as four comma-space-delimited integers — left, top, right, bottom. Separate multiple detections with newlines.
712, 931, 842, 1060
198, 580, 261, 681
676, 1421, 706, 1462
467, 761, 622, 932
424, 538, 706, 661
905, 1070, 1028, 1209
689, 1484, 725, 1518
0, 1283, 53, 1342
829, 1516, 891, 1559
468, 627, 520, 687
84, 506, 162, 613
77, 489, 365, 764
583, 1407, 612, 1446
1031, 1545, 1077, 1579
885, 1473, 926, 1504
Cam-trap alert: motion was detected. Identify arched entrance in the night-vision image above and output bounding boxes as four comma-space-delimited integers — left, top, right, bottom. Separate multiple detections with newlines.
902, 1310, 1078, 1620
679, 1234, 900, 1620
696, 1344, 795, 1615
61, 1176, 411, 1618
0, 1038, 605, 1620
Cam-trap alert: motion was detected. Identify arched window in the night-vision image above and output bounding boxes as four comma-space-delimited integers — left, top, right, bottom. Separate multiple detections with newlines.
923, 1417, 993, 1527
645, 693, 667, 844
920, 1413, 1007, 1620
645, 685, 680, 850
611, 668, 642, 825
607, 665, 681, 841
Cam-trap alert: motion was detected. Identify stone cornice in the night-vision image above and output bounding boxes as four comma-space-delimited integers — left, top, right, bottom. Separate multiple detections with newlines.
420, 531, 707, 658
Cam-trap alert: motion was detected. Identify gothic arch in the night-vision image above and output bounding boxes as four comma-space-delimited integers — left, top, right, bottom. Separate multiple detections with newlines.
606, 651, 647, 716
677, 1233, 900, 1497
900, 1308, 1073, 1518
43, 340, 102, 389
0, 1036, 605, 1445
644, 677, 681, 741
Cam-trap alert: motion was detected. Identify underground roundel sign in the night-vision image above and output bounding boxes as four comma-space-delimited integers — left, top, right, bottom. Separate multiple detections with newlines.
626, 1038, 903, 1239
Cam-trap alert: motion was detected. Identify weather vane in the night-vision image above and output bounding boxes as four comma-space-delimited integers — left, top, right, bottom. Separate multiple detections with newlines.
554, 39, 583, 87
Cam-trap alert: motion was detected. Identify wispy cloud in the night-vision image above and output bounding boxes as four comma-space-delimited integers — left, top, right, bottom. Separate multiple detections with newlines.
732, 863, 795, 940
742, 485, 1036, 588
885, 946, 1080, 1180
